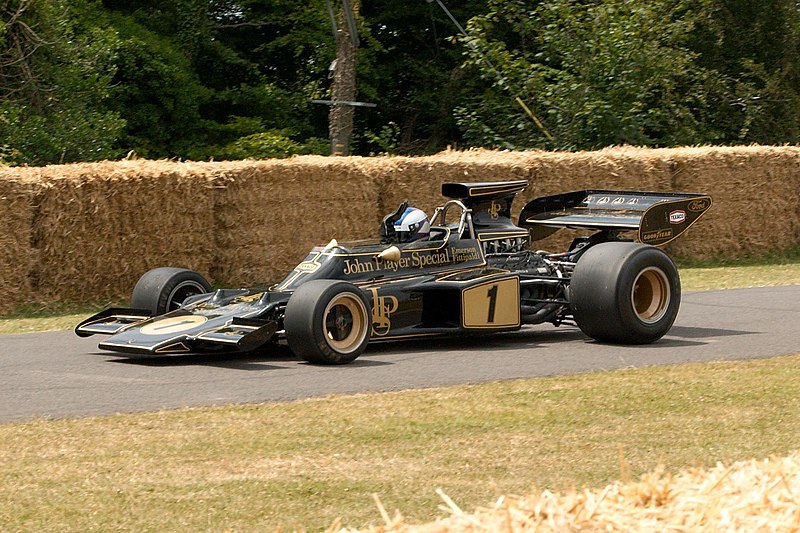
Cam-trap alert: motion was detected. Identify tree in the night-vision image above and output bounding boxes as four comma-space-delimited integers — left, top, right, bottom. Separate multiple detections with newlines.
357, 0, 491, 153
328, 0, 359, 156
686, 0, 800, 143
9, 0, 799, 164
458, 0, 800, 150
98, 0, 330, 160
455, 0, 723, 150
0, 0, 124, 165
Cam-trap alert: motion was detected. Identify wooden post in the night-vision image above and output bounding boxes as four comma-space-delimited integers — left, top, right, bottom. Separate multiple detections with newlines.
329, 0, 359, 156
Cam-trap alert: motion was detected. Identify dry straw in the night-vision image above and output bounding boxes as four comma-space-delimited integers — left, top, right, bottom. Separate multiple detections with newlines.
348, 450, 800, 532
0, 170, 37, 312
0, 146, 798, 311
211, 156, 382, 286
26, 160, 217, 303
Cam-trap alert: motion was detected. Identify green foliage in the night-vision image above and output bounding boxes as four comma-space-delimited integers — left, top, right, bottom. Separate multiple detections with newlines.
357, 0, 491, 154
686, 0, 800, 143
457, 0, 800, 150
0, 102, 125, 165
194, 117, 328, 160
361, 121, 401, 154
0, 0, 125, 165
102, 11, 209, 158
456, 0, 708, 149
210, 129, 328, 160
101, 0, 332, 160
214, 130, 304, 160
3, 0, 800, 163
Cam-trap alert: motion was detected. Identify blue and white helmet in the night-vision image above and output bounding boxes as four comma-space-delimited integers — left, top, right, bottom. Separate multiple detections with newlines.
393, 207, 430, 242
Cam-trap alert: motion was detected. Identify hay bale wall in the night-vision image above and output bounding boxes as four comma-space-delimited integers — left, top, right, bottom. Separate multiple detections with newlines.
0, 146, 797, 310
212, 157, 381, 286
667, 146, 800, 257
12, 161, 217, 304
0, 172, 36, 314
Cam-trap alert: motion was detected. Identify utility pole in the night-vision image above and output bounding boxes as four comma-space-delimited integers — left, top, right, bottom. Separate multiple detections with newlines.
328, 0, 360, 156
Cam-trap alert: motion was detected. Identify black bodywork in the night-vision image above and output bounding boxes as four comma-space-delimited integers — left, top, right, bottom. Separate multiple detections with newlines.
76, 180, 711, 359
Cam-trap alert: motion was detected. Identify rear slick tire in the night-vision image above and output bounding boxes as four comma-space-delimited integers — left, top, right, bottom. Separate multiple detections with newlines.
284, 280, 372, 364
570, 242, 680, 344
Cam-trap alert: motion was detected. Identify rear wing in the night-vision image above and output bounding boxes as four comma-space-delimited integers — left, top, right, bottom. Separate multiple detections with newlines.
518, 190, 712, 246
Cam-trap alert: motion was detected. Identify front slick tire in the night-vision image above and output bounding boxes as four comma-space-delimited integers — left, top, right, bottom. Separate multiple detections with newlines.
284, 280, 372, 364
570, 242, 680, 344
130, 267, 212, 316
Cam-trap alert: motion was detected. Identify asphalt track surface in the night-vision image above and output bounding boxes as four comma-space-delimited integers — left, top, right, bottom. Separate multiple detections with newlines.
1, 286, 798, 423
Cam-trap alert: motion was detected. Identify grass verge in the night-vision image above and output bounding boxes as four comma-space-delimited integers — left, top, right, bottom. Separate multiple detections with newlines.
1, 354, 799, 531
674, 245, 800, 291
0, 301, 124, 335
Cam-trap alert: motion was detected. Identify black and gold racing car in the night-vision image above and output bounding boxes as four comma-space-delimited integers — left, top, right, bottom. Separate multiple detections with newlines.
76, 180, 711, 364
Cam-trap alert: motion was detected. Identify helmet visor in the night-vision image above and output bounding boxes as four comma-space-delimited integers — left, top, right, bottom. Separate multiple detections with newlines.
395, 220, 429, 242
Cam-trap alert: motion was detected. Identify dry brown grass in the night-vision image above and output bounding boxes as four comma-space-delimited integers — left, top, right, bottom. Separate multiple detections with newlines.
2, 355, 799, 531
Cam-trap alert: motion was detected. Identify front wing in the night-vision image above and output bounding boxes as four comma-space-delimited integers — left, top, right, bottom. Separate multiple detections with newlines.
75, 308, 278, 356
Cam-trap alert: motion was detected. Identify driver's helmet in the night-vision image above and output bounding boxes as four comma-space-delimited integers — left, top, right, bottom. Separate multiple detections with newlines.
394, 207, 430, 242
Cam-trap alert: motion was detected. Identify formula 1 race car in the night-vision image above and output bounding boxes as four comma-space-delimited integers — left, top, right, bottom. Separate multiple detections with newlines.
76, 181, 712, 364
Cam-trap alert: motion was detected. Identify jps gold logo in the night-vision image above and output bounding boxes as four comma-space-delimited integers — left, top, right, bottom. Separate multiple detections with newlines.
488, 201, 502, 220
369, 288, 398, 336
233, 292, 263, 303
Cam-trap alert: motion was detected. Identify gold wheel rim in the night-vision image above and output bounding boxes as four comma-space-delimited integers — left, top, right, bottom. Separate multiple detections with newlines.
631, 267, 670, 324
323, 293, 368, 354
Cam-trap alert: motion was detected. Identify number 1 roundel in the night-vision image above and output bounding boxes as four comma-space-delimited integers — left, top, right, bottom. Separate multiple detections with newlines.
461, 278, 520, 328
140, 315, 208, 335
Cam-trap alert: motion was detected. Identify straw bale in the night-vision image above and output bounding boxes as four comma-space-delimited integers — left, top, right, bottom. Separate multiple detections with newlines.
1, 145, 798, 310
349, 450, 800, 532
29, 160, 216, 302
370, 149, 535, 216
211, 157, 381, 286
662, 146, 800, 259
0, 173, 36, 313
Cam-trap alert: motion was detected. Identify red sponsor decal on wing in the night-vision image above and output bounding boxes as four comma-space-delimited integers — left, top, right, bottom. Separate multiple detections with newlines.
669, 210, 687, 224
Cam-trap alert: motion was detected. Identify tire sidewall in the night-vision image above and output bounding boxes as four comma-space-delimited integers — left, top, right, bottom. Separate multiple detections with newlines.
131, 267, 212, 315
284, 280, 372, 364
571, 242, 680, 344
613, 246, 680, 342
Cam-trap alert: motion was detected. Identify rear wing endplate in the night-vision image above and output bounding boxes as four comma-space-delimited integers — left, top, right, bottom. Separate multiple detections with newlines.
519, 190, 712, 246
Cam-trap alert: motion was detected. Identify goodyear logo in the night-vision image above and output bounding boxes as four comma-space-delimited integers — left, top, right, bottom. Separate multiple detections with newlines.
641, 229, 673, 243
